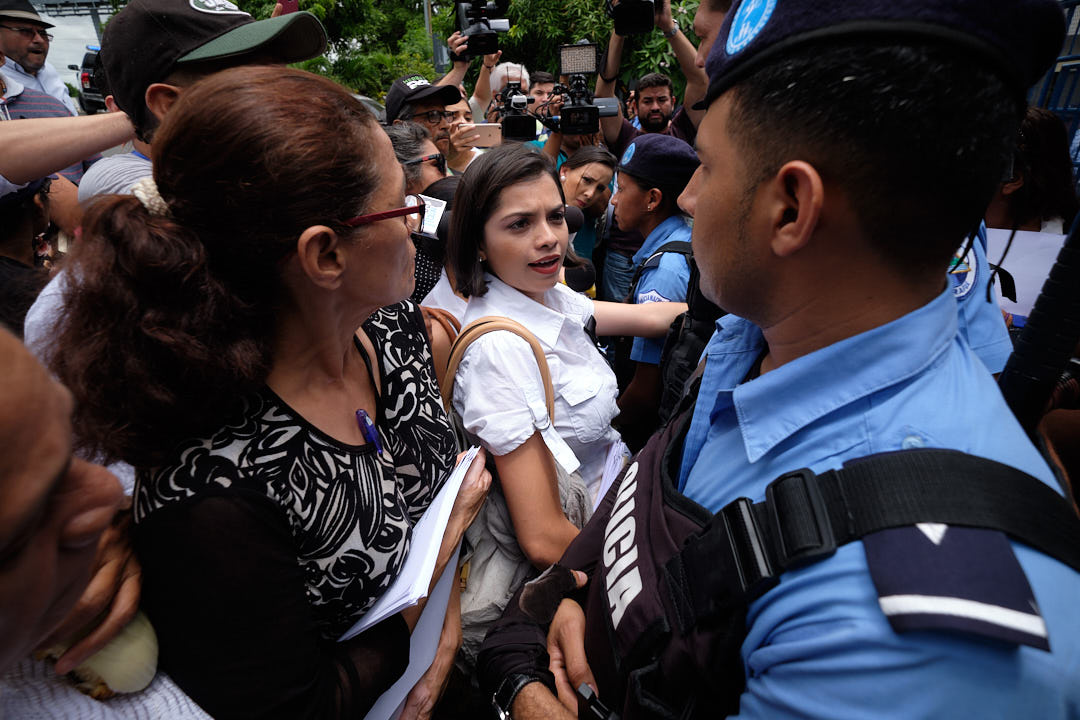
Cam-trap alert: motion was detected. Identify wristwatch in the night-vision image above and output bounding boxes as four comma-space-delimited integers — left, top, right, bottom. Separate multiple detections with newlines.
492, 673, 539, 720
662, 21, 680, 39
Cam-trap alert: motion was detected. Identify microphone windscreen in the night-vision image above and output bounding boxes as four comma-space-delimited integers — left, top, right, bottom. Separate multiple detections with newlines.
565, 205, 585, 235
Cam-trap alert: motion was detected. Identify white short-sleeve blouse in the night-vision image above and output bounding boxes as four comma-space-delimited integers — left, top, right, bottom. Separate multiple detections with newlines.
451, 274, 621, 497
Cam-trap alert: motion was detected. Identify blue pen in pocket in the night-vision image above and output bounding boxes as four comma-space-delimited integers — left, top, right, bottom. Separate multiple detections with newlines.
355, 409, 383, 456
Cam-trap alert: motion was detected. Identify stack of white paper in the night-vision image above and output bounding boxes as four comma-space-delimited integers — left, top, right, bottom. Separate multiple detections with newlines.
339, 445, 481, 642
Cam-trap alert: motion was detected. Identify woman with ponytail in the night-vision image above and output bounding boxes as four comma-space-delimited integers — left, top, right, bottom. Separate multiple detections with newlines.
50, 66, 489, 720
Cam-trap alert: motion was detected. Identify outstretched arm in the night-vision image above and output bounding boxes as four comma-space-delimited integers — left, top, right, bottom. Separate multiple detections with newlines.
597, 29, 626, 146
655, 0, 709, 127
436, 32, 471, 89
0, 112, 135, 184
593, 299, 687, 338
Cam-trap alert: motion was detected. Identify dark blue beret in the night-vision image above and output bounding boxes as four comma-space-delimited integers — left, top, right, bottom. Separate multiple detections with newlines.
701, 0, 1066, 109
617, 134, 700, 192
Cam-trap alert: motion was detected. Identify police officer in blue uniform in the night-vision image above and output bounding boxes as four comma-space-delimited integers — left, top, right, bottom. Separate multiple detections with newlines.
476, 0, 1080, 718
610, 133, 699, 445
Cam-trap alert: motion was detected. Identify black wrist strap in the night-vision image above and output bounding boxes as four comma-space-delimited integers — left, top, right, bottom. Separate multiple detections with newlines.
492, 673, 542, 720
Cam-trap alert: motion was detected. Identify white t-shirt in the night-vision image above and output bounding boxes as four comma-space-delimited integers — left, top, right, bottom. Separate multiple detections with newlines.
77, 151, 152, 204
451, 274, 621, 497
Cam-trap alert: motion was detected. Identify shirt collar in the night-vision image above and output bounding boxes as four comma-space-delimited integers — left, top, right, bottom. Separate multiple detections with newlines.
632, 215, 692, 265
0, 68, 24, 99
462, 273, 567, 350
716, 288, 959, 463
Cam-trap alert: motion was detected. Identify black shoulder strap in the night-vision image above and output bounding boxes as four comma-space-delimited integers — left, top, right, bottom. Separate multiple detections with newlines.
665, 448, 1080, 631
624, 240, 694, 303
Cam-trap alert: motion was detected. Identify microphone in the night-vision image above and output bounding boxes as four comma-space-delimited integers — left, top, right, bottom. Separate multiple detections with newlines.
565, 205, 585, 235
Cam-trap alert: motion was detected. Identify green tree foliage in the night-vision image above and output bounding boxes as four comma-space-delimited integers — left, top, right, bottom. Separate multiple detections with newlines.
437, 0, 700, 100
238, 0, 438, 99
237, 0, 700, 102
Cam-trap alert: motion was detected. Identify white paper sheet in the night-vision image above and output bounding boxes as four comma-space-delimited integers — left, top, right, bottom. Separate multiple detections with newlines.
340, 446, 480, 641
594, 440, 631, 511
363, 545, 460, 720
986, 228, 1066, 318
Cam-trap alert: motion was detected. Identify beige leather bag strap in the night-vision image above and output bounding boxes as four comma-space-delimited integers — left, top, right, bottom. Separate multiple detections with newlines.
442, 315, 556, 423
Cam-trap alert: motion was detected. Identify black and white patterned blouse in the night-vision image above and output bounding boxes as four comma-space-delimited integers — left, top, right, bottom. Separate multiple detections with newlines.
133, 301, 457, 641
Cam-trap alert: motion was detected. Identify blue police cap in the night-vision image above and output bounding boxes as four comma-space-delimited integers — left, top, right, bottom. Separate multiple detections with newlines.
617, 134, 700, 192
700, 0, 1066, 110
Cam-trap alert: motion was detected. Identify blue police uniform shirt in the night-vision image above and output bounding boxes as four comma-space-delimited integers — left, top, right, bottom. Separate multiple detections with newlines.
952, 222, 1013, 373
629, 215, 692, 365
678, 288, 1080, 718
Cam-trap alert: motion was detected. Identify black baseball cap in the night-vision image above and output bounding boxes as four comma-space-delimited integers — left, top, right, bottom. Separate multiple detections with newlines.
384, 74, 462, 123
699, 0, 1066, 110
101, 0, 327, 135
0, 0, 53, 28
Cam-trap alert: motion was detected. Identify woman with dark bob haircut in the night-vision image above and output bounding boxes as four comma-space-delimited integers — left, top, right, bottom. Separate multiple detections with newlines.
49, 66, 490, 719
446, 143, 685, 663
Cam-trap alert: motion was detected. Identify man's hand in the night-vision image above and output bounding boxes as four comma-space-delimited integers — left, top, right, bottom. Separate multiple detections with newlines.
449, 121, 481, 151
38, 500, 141, 675
447, 31, 469, 63
547, 598, 596, 714
655, 0, 676, 33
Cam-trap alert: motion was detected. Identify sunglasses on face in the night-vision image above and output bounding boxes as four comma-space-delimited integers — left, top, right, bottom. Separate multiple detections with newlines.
403, 152, 447, 174
0, 25, 52, 41
344, 194, 426, 233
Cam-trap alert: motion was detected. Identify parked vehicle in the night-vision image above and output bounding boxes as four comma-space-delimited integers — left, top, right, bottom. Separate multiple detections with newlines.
68, 46, 106, 115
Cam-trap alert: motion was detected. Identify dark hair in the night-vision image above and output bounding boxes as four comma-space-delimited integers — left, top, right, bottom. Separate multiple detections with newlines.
448, 144, 565, 298
727, 40, 1018, 279
530, 71, 556, 86
51, 66, 381, 467
637, 73, 673, 94
1008, 107, 1079, 229
703, 0, 732, 11
384, 121, 434, 190
561, 145, 617, 173
617, 170, 687, 219
421, 176, 460, 206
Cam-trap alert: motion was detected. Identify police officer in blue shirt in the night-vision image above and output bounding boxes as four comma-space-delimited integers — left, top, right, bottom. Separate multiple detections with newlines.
611, 133, 699, 445
672, 0, 1080, 716
476, 0, 1080, 717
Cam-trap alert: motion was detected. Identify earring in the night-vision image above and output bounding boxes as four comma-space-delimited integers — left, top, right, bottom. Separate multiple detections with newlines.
479, 251, 487, 261
560, 175, 567, 182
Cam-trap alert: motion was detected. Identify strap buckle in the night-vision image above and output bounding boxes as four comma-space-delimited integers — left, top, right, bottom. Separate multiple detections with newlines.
765, 468, 837, 570
717, 497, 778, 600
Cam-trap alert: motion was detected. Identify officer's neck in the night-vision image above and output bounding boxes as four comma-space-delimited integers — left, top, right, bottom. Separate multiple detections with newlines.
757, 262, 944, 375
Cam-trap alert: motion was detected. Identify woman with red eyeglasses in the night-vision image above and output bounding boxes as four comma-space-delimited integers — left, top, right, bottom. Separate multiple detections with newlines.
49, 66, 489, 720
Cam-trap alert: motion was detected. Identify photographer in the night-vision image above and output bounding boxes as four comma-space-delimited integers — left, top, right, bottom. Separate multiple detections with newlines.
596, 0, 709, 156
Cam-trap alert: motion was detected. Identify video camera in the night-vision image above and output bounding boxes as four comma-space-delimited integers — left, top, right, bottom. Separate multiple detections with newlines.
457, 0, 511, 57
605, 0, 655, 35
549, 42, 619, 136
496, 80, 538, 142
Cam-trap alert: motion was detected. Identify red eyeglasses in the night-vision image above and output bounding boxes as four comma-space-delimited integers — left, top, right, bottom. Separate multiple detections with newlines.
344, 194, 425, 231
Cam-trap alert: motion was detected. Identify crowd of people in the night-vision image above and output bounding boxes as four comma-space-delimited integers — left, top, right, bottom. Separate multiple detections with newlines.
2, 0, 1080, 718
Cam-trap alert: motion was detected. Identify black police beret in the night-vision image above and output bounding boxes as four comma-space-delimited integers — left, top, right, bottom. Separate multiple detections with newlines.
617, 134, 700, 193
701, 0, 1066, 109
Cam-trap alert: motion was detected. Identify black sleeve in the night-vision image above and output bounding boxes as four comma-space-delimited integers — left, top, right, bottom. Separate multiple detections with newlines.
134, 491, 410, 720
